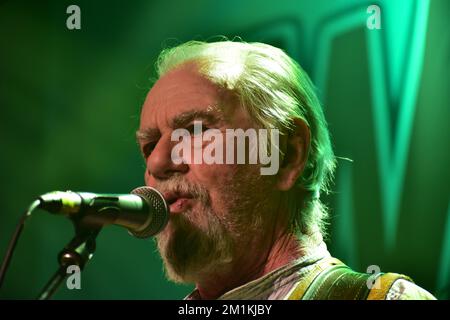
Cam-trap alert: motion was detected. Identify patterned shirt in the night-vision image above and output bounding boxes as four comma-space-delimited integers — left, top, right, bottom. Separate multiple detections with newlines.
185, 242, 436, 300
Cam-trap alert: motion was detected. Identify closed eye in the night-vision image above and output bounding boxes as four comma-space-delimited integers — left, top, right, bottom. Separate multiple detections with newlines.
185, 123, 211, 136
142, 141, 157, 159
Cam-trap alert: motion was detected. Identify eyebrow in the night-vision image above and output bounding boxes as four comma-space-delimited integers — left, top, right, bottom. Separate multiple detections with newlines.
135, 107, 224, 144
172, 108, 223, 129
136, 127, 160, 144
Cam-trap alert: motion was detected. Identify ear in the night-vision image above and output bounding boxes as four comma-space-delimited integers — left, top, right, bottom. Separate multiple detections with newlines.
276, 118, 310, 191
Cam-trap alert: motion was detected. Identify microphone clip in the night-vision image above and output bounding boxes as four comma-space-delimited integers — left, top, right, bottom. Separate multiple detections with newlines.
37, 219, 101, 300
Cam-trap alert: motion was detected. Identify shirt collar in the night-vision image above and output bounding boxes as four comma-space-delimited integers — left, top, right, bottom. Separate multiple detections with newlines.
184, 241, 330, 300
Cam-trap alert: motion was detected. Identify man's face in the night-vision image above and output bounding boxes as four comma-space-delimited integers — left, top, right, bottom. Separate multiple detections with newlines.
138, 63, 280, 283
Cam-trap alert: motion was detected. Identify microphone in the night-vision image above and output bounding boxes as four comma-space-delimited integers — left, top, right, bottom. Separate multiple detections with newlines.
37, 186, 169, 238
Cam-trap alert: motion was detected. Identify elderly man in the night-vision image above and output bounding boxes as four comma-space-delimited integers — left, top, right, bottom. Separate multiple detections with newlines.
136, 40, 435, 300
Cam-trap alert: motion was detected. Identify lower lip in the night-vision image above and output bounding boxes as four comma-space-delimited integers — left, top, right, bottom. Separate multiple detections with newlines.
169, 198, 192, 214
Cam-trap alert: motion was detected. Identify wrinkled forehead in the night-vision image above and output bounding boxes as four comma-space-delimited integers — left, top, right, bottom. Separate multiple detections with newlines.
140, 64, 227, 125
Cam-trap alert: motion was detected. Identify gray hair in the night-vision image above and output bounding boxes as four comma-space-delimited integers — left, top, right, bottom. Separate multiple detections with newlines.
154, 40, 336, 239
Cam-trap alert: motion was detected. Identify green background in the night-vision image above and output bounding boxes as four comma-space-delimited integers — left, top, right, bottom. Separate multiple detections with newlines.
0, 0, 448, 299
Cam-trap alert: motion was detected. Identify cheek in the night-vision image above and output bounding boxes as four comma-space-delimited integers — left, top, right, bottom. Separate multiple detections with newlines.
190, 162, 239, 187
189, 162, 245, 209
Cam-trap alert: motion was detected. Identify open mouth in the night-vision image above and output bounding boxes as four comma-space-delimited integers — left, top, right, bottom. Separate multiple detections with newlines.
163, 191, 194, 214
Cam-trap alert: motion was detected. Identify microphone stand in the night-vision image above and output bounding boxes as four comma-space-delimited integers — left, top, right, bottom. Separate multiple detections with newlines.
37, 221, 101, 300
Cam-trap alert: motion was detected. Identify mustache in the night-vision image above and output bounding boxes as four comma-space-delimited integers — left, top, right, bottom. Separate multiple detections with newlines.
155, 174, 210, 205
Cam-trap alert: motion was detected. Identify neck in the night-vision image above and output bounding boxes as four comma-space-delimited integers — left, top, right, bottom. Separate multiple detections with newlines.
194, 230, 305, 300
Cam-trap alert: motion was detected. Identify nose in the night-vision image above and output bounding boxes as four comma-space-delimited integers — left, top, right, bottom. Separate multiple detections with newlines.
146, 133, 188, 181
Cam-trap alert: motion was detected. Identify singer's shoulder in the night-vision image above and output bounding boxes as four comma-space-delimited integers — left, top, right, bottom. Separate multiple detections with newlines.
383, 278, 436, 300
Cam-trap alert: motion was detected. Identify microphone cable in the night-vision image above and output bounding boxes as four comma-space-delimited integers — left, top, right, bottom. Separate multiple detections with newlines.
0, 199, 41, 289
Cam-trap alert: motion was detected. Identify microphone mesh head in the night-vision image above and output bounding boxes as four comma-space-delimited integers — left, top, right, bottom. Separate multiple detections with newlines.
130, 186, 168, 238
